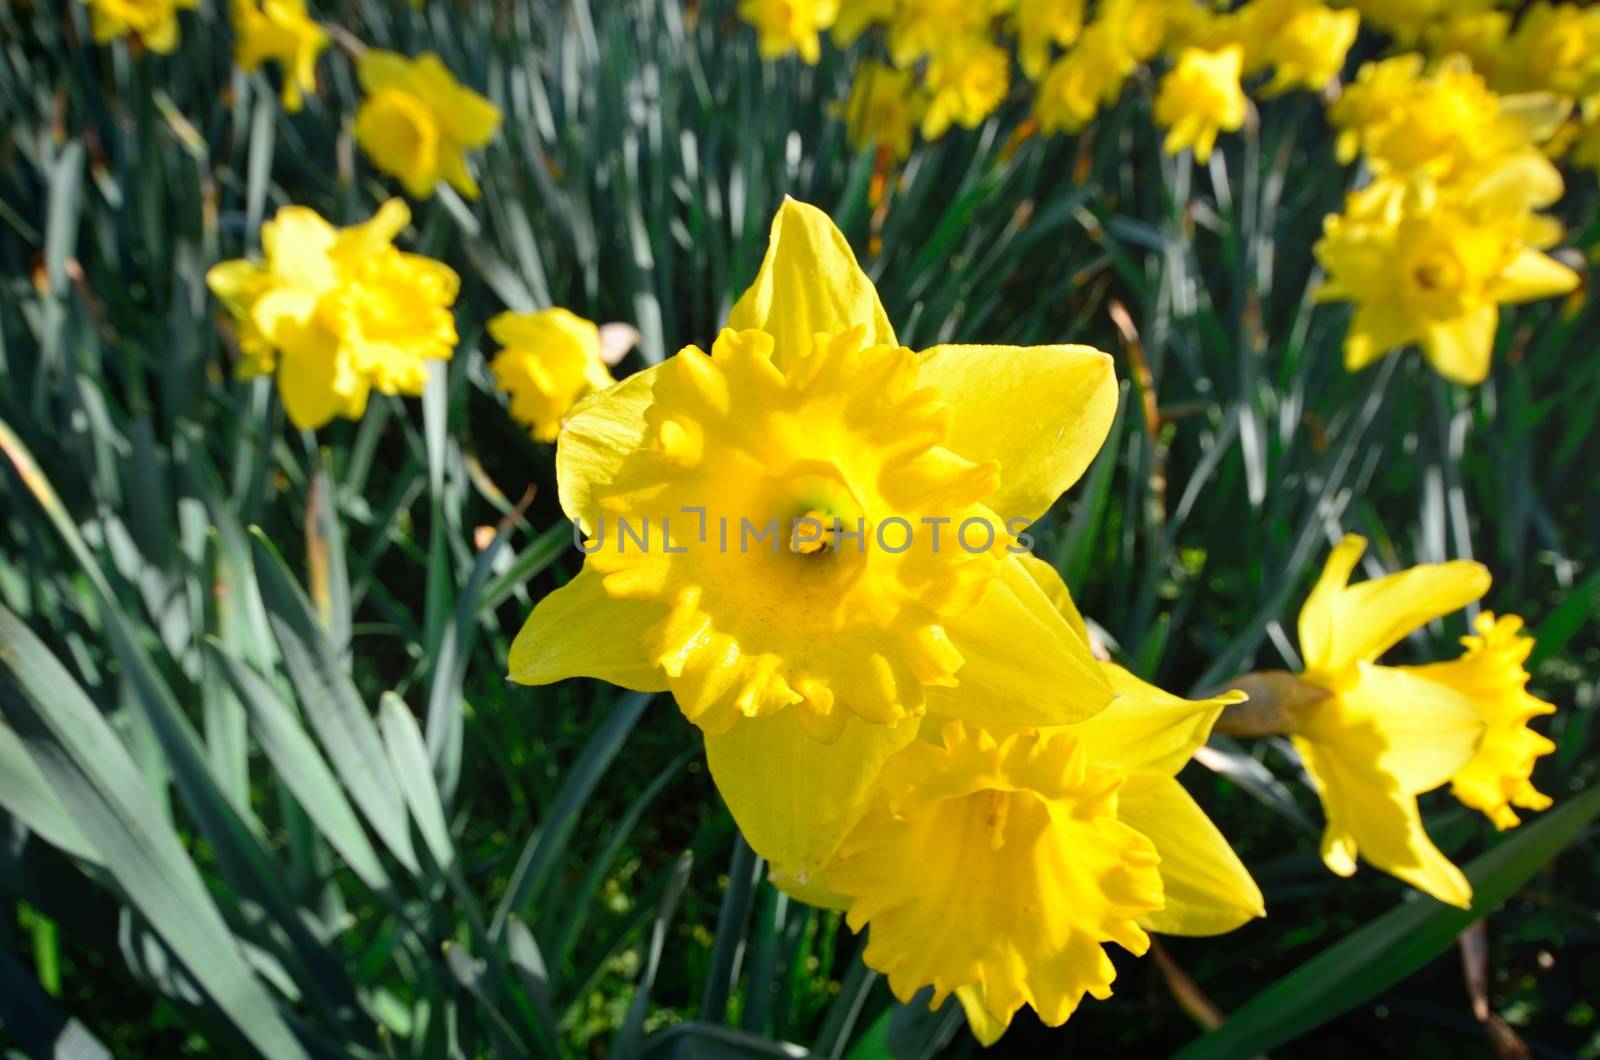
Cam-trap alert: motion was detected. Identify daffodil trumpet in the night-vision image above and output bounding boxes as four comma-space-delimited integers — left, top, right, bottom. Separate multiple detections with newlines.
780, 556, 1264, 1045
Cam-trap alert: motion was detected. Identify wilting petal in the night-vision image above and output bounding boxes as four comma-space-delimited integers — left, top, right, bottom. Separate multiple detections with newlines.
1120, 774, 1265, 936
704, 709, 919, 878
928, 555, 1113, 728
727, 198, 894, 369
507, 565, 668, 691
1298, 534, 1491, 675
916, 344, 1117, 525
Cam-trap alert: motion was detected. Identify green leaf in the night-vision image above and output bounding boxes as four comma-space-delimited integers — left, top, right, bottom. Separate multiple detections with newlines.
0, 710, 101, 866
1175, 783, 1600, 1059
208, 640, 392, 892
377, 691, 455, 872
251, 528, 421, 875
489, 690, 654, 938
0, 607, 310, 1060
643, 1022, 815, 1059
613, 851, 695, 1058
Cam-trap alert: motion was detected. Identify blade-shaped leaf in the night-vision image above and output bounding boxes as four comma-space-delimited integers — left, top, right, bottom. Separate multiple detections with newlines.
0, 606, 310, 1060
250, 528, 420, 875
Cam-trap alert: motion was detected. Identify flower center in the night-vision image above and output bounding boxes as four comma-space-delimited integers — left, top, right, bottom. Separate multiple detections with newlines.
589, 326, 1002, 736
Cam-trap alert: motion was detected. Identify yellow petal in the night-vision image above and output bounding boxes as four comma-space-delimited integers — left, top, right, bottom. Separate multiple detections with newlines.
954, 986, 1012, 1047
916, 344, 1117, 525
1294, 734, 1471, 908
1013, 551, 1090, 642
769, 864, 851, 911
703, 709, 920, 878
1069, 665, 1244, 779
277, 339, 364, 430
926, 555, 1113, 728
555, 362, 665, 533
1305, 663, 1484, 795
355, 48, 413, 93
1298, 534, 1491, 675
414, 52, 502, 146
507, 564, 669, 691
726, 198, 894, 369
261, 206, 337, 291
1420, 305, 1498, 386
1495, 247, 1580, 305
1120, 774, 1265, 936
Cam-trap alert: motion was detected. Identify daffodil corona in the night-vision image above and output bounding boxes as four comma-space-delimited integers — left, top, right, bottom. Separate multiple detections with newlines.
806, 557, 1262, 1043
510, 198, 1120, 877
354, 51, 502, 200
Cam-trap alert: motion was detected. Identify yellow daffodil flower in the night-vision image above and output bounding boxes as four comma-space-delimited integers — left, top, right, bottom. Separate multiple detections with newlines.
815, 555, 1262, 1044
508, 198, 1120, 877
488, 309, 616, 443
1314, 172, 1579, 385
737, 0, 840, 64
1498, 2, 1600, 99
831, 0, 897, 46
1013, 0, 1087, 82
885, 0, 990, 67
206, 200, 460, 429
1033, 24, 1131, 134
1239, 0, 1359, 96
1288, 535, 1530, 907
82, 0, 197, 52
921, 38, 1011, 140
839, 62, 924, 161
1345, 0, 1497, 45
1415, 613, 1556, 831
230, 0, 328, 113
1328, 55, 1570, 186
354, 50, 502, 200
1154, 45, 1247, 164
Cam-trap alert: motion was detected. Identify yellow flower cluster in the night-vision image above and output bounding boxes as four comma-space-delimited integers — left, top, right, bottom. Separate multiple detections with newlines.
206, 200, 460, 429
1317, 54, 1580, 384
741, 0, 1359, 166
510, 199, 1264, 1043
84, 1, 502, 204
